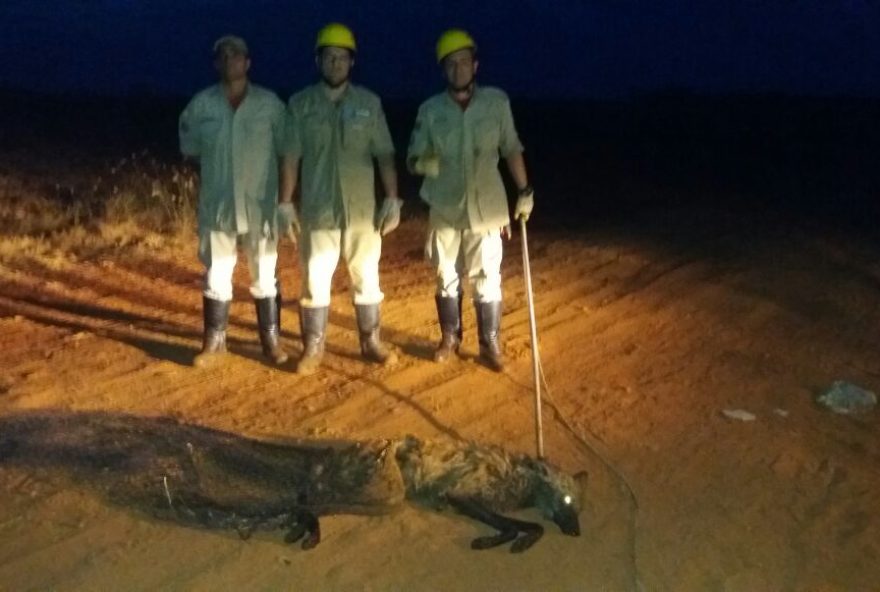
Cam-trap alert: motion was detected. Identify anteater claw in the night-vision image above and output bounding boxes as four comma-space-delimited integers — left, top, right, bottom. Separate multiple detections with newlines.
510, 526, 544, 553
471, 529, 518, 550
284, 523, 307, 544
301, 531, 320, 550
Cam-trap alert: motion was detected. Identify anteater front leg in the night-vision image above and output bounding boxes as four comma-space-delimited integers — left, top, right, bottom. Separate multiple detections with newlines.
283, 509, 321, 550
446, 495, 544, 553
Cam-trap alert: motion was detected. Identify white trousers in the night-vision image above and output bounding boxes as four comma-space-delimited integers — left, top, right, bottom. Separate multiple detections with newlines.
299, 227, 384, 308
198, 230, 278, 302
429, 227, 503, 303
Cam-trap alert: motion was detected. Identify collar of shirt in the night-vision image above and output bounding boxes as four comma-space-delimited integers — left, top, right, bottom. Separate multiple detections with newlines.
313, 81, 354, 106
211, 82, 255, 115
443, 83, 483, 112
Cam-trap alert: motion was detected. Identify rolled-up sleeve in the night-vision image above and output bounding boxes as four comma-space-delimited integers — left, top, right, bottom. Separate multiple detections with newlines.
285, 102, 303, 159
498, 97, 524, 157
370, 102, 395, 158
407, 104, 430, 161
270, 101, 289, 157
179, 98, 200, 157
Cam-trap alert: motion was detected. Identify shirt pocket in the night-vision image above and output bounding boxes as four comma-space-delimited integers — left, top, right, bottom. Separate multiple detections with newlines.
431, 116, 458, 157
245, 116, 274, 161
303, 113, 330, 153
342, 111, 372, 152
198, 117, 223, 150
246, 116, 272, 137
474, 116, 501, 157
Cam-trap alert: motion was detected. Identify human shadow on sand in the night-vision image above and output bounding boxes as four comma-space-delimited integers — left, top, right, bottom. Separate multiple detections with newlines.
0, 292, 295, 369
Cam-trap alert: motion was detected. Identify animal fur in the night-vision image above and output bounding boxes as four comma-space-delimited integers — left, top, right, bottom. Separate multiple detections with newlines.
0, 412, 585, 551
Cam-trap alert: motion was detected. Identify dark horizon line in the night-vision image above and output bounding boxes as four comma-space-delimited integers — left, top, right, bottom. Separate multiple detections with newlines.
1, 85, 879, 105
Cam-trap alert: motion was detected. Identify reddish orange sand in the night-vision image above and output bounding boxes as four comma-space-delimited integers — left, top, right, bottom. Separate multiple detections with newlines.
1, 211, 878, 591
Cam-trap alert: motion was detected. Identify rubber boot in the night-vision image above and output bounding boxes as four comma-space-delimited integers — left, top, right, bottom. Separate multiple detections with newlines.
434, 294, 462, 362
275, 280, 283, 328
355, 303, 397, 365
255, 296, 289, 365
297, 306, 328, 375
194, 296, 230, 367
476, 300, 504, 372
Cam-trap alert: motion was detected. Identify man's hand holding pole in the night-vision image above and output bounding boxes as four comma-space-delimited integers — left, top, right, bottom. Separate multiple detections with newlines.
515, 185, 534, 222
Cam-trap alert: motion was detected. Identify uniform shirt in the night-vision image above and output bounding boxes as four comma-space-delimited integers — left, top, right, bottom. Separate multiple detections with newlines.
287, 83, 395, 230
179, 83, 288, 237
408, 86, 524, 231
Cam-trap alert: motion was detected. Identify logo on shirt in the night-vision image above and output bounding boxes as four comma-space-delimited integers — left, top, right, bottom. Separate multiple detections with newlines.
342, 104, 371, 120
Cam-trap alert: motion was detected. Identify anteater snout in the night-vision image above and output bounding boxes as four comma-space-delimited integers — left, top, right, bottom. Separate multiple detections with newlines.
554, 507, 581, 536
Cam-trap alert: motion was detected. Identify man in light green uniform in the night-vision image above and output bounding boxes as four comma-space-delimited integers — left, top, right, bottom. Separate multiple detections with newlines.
284, 23, 402, 375
179, 35, 292, 368
408, 29, 534, 372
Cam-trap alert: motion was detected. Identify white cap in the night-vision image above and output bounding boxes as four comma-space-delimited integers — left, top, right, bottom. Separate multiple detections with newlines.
212, 35, 248, 56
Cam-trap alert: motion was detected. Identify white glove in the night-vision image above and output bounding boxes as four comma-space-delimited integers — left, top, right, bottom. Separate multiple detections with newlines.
412, 155, 440, 178
514, 187, 534, 221
278, 202, 300, 243
376, 197, 403, 236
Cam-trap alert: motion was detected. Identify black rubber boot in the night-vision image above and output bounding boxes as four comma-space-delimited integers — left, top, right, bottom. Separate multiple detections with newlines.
275, 280, 283, 328
255, 296, 289, 365
434, 294, 462, 363
355, 304, 397, 365
297, 306, 328, 375
476, 300, 504, 372
194, 296, 230, 367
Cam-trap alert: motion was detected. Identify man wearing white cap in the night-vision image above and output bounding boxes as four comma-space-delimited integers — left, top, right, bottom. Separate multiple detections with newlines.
284, 23, 402, 375
179, 35, 293, 367
408, 29, 534, 372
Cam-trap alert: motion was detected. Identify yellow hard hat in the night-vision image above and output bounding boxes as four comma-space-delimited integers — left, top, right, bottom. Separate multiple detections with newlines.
436, 29, 476, 63
315, 23, 357, 52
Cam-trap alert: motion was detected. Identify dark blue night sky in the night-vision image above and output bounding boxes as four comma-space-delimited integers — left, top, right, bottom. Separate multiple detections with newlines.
1, 0, 878, 99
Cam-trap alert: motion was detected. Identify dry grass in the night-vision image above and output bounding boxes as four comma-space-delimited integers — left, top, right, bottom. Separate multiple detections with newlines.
0, 150, 198, 262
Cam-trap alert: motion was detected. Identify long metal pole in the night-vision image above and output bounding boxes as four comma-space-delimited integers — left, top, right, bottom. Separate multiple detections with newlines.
519, 217, 544, 459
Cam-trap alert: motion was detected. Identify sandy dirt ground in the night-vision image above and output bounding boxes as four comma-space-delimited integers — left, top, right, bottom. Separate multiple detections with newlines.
1, 207, 879, 592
